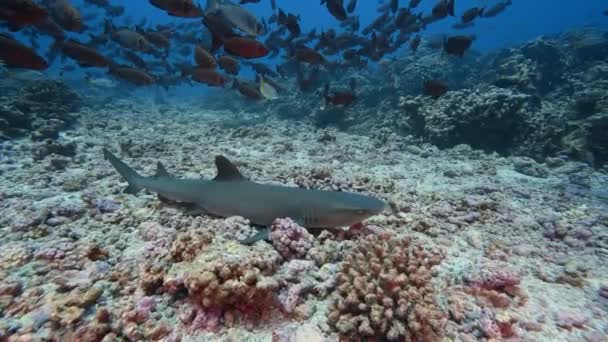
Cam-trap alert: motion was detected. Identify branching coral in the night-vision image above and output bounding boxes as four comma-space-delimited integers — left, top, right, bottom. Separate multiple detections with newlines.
328, 232, 446, 341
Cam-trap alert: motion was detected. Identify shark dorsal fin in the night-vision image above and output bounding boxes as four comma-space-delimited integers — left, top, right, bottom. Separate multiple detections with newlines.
156, 162, 170, 177
213, 155, 245, 181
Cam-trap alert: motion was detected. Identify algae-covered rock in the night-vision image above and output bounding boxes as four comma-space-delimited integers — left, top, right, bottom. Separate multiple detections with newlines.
165, 238, 282, 311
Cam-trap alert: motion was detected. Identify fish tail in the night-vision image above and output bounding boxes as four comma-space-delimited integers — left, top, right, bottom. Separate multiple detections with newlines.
102, 148, 144, 194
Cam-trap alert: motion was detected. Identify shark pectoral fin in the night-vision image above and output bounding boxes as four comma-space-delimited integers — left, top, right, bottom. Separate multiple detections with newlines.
240, 228, 269, 245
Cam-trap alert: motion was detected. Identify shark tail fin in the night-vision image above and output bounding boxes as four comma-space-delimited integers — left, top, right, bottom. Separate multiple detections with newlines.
102, 148, 144, 194
240, 228, 269, 245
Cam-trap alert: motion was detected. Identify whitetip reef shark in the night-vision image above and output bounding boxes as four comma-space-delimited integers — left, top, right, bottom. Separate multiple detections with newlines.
102, 148, 386, 243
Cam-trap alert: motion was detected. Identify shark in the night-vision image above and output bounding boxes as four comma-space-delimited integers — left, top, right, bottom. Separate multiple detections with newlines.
102, 148, 386, 243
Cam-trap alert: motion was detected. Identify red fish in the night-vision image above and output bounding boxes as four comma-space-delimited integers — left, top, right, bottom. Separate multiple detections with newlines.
0, 34, 48, 70
190, 68, 229, 87
224, 37, 269, 59
0, 0, 47, 31
218, 55, 239, 75
149, 0, 203, 18
194, 46, 217, 69
51, 39, 110, 68
295, 46, 325, 64
110, 66, 155, 86
51, 0, 85, 33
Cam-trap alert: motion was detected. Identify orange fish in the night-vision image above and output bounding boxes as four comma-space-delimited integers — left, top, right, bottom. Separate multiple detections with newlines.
0, 33, 48, 70
224, 37, 269, 59
190, 68, 229, 87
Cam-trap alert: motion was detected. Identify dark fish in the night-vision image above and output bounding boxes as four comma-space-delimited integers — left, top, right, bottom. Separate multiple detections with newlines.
444, 35, 473, 57
322, 0, 347, 21
0, 0, 47, 31
149, 0, 203, 18
107, 5, 125, 17
346, 0, 357, 13
295, 46, 325, 64
202, 13, 237, 52
409, 0, 422, 8
423, 79, 448, 98
296, 65, 319, 92
461, 7, 483, 23
271, 0, 276, 10
431, 0, 455, 19
233, 78, 263, 100
410, 34, 421, 51
205, 0, 263, 37
239, 0, 261, 3
84, 0, 110, 8
50, 39, 110, 67
224, 36, 269, 59
110, 65, 155, 85
51, 0, 85, 32
194, 45, 217, 68
218, 55, 240, 75
122, 50, 147, 69
34, 18, 65, 40
112, 29, 152, 53
278, 9, 301, 36
0, 33, 48, 70
390, 0, 398, 13
604, 10, 608, 16
190, 67, 229, 87
141, 30, 170, 49
324, 80, 356, 106
244, 61, 277, 77
483, 0, 511, 18
452, 21, 474, 30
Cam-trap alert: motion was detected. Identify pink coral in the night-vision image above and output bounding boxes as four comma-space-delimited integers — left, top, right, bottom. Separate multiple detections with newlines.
466, 262, 522, 291
328, 232, 446, 341
269, 218, 314, 260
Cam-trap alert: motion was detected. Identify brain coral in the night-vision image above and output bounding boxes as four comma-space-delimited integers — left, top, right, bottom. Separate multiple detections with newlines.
328, 232, 446, 341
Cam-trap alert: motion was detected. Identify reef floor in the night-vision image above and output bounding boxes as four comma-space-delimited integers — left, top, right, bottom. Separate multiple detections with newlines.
1, 102, 607, 341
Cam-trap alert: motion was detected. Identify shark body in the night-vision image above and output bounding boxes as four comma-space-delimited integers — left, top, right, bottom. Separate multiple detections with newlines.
102, 149, 386, 240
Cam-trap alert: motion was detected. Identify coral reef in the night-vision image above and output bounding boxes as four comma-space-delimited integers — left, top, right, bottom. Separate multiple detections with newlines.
1, 81, 81, 140
164, 237, 282, 311
328, 232, 446, 341
269, 218, 314, 260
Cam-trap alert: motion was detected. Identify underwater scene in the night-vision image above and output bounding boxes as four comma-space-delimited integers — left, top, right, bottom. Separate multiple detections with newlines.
1, 0, 608, 341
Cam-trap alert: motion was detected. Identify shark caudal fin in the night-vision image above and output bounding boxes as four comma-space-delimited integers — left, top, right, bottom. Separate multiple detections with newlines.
102, 148, 144, 194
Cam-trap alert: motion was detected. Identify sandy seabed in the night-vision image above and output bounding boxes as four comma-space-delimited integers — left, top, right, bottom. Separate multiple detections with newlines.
1, 102, 607, 341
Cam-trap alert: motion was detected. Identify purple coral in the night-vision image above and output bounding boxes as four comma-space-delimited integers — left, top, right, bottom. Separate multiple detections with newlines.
269, 218, 314, 260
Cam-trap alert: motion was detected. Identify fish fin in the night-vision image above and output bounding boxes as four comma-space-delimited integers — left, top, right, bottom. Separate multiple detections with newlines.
102, 148, 144, 194
155, 161, 170, 177
240, 228, 269, 245
213, 155, 246, 181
